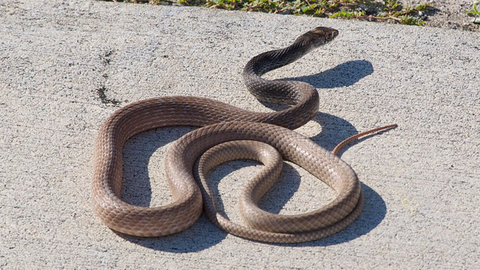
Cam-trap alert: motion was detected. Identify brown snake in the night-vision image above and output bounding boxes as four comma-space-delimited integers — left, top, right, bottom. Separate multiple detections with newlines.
93, 27, 396, 243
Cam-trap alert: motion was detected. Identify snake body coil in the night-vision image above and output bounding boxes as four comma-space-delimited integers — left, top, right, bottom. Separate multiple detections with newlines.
93, 27, 365, 243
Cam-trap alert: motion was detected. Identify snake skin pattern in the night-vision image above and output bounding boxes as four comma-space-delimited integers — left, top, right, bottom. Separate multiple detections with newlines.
92, 27, 368, 243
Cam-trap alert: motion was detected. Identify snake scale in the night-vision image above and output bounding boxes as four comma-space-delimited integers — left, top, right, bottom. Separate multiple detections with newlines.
93, 27, 394, 243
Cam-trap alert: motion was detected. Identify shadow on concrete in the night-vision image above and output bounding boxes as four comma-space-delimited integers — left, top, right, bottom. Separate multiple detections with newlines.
122, 126, 195, 207
114, 214, 227, 252
282, 59, 374, 89
262, 59, 375, 150
118, 59, 386, 251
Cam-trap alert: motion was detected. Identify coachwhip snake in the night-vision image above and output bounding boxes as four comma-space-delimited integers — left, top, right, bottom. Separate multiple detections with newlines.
93, 27, 395, 243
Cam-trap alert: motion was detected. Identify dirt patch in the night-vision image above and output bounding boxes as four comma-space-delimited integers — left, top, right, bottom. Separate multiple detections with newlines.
403, 0, 479, 31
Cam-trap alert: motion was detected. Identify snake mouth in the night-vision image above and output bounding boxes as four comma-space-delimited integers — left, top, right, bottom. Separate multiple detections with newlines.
327, 29, 339, 41
313, 26, 339, 42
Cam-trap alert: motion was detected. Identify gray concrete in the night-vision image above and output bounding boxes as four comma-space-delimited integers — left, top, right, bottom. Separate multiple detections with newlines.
1, 0, 479, 269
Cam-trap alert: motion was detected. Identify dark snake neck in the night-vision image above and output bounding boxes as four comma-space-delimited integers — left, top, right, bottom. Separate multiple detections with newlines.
242, 40, 317, 107
243, 42, 312, 77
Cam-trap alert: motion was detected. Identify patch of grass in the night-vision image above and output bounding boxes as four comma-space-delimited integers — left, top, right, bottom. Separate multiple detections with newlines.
107, 0, 435, 26
466, 1, 480, 24
330, 10, 366, 19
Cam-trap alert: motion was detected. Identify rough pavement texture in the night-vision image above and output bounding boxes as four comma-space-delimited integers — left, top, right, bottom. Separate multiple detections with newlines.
1, 0, 479, 269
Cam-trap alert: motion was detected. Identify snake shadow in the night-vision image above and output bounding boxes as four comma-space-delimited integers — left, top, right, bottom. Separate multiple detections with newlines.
117, 59, 386, 251
283, 59, 375, 89
263, 60, 375, 151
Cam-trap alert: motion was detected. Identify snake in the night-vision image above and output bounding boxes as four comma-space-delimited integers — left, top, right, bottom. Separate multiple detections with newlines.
93, 27, 394, 243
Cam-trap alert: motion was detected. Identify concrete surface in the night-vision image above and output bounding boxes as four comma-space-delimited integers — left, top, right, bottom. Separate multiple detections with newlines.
1, 0, 479, 269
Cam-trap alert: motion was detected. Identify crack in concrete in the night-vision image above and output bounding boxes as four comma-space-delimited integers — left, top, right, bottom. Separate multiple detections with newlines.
96, 49, 120, 106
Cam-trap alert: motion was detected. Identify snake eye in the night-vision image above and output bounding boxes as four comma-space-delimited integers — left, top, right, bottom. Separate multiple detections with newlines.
327, 30, 338, 41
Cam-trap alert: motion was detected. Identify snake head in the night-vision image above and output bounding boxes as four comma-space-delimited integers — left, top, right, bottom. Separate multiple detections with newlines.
296, 27, 339, 49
